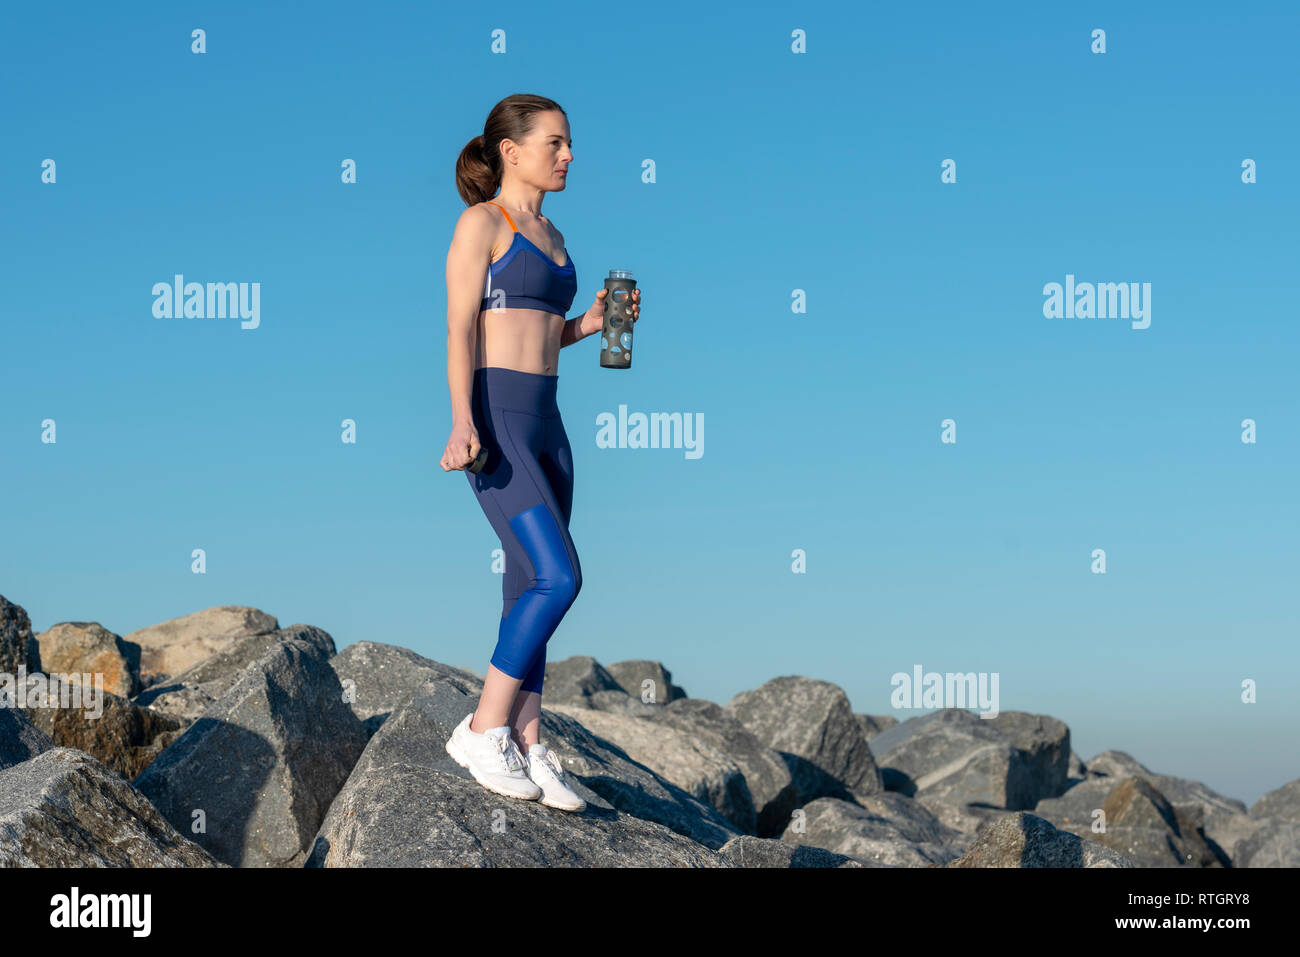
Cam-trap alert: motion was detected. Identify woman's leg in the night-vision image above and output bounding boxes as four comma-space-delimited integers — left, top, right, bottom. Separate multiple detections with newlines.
508, 411, 579, 750
508, 689, 542, 753
467, 666, 524, 733
464, 370, 580, 738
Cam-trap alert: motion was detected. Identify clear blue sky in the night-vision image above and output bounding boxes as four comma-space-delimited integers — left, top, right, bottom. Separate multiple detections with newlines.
2, 2, 1296, 809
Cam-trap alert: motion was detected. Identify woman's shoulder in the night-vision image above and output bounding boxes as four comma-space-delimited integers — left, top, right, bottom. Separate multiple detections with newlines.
449, 204, 506, 263
454, 202, 504, 237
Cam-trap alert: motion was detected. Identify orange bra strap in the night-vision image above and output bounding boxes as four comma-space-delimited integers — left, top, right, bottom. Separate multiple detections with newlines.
487, 201, 518, 232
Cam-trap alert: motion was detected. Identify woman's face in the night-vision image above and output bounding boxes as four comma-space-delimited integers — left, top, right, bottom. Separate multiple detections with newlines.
504, 111, 572, 191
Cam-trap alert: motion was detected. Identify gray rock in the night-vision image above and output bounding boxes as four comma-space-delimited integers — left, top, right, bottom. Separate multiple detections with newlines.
1232, 817, 1300, 867
1067, 750, 1088, 781
0, 747, 224, 866
0, 594, 42, 677
124, 605, 279, 689
134, 628, 368, 867
133, 624, 338, 724
915, 794, 1020, 839
1034, 777, 1117, 830
1048, 777, 1225, 867
548, 701, 756, 832
718, 835, 866, 868
1210, 815, 1270, 865
654, 697, 798, 837
855, 713, 899, 742
307, 677, 732, 866
540, 655, 625, 705
1079, 749, 1248, 858
531, 693, 742, 849
781, 793, 965, 867
1037, 776, 1241, 867
867, 708, 1069, 810
131, 685, 215, 726
0, 704, 54, 771
1082, 749, 1148, 779
35, 621, 142, 699
726, 676, 883, 803
604, 660, 687, 704
327, 640, 484, 736
583, 688, 663, 716
984, 711, 1070, 795
946, 812, 1136, 867
1249, 779, 1300, 822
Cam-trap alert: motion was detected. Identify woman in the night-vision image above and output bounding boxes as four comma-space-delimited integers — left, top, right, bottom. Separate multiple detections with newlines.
439, 94, 641, 811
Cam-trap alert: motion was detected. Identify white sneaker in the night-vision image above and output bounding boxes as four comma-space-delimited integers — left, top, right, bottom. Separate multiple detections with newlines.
444, 713, 542, 801
526, 744, 587, 811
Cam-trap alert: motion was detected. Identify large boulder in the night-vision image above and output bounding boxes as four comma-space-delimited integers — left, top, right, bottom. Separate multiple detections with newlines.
327, 640, 483, 737
548, 701, 756, 832
726, 676, 882, 803
983, 711, 1071, 794
134, 624, 341, 724
0, 748, 224, 866
34, 621, 141, 698
653, 697, 799, 837
124, 605, 279, 688
22, 674, 186, 779
946, 812, 1136, 868
1035, 775, 1229, 866
1081, 777, 1224, 867
1233, 818, 1300, 867
1079, 749, 1251, 859
868, 708, 1069, 810
1233, 780, 1300, 867
523, 695, 741, 850
604, 660, 687, 704
1033, 777, 1120, 830
780, 794, 967, 867
134, 627, 368, 867
307, 677, 731, 866
540, 655, 626, 707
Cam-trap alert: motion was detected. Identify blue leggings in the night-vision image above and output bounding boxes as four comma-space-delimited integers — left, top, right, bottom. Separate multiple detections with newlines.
465, 366, 583, 694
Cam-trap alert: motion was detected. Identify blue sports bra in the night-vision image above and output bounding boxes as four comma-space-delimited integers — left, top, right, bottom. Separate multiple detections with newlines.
480, 201, 578, 316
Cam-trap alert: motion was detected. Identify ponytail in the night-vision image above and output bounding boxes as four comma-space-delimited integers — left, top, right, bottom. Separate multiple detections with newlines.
455, 93, 566, 206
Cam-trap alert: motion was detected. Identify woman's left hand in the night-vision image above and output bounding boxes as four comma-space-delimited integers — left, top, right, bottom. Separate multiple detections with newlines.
578, 287, 641, 338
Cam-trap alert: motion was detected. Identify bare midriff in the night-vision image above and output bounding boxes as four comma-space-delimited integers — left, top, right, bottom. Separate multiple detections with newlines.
473, 305, 563, 377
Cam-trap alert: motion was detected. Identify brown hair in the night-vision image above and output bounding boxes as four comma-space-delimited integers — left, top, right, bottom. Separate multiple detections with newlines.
455, 93, 567, 206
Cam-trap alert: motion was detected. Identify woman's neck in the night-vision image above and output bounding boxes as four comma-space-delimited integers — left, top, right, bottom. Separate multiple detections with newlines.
492, 188, 546, 220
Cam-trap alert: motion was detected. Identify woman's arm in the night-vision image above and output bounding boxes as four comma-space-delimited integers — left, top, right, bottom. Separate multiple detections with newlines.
560, 314, 597, 349
558, 225, 595, 350
445, 206, 495, 423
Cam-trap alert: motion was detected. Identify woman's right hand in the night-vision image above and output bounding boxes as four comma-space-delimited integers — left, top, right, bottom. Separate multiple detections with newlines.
440, 421, 482, 471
